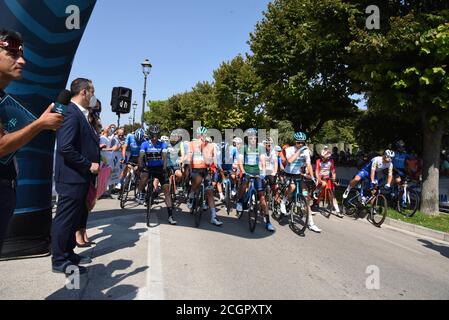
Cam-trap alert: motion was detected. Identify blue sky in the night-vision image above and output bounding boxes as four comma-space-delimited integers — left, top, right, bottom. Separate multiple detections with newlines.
67, 0, 272, 127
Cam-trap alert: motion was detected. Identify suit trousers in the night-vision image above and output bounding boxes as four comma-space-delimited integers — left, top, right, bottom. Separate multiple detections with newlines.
51, 183, 88, 266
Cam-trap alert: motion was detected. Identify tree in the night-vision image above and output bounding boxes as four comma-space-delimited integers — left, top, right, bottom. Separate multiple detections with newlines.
249, 0, 359, 137
347, 2, 449, 215
123, 123, 143, 135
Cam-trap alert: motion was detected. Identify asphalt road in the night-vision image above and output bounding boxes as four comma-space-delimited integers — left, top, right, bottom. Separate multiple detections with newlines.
1, 194, 448, 300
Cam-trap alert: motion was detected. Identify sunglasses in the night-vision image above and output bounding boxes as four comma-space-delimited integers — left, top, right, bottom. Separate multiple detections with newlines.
0, 38, 24, 57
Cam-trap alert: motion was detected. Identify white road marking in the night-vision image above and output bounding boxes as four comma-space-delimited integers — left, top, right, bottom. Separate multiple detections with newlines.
145, 213, 165, 300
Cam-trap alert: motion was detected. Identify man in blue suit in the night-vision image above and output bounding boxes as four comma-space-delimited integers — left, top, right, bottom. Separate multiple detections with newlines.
52, 78, 100, 274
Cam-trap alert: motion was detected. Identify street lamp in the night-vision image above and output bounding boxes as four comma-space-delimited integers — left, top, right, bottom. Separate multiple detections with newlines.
141, 59, 152, 128
128, 116, 132, 126
132, 101, 137, 127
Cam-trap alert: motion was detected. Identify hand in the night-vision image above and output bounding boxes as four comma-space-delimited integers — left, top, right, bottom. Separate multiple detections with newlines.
90, 162, 100, 174
38, 103, 64, 130
120, 159, 125, 164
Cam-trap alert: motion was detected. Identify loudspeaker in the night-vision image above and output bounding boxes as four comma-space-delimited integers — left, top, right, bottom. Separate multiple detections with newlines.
111, 87, 132, 114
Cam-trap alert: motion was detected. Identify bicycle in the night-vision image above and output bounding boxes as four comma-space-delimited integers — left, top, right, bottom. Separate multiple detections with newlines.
275, 173, 311, 235
222, 169, 235, 215
313, 178, 340, 218
236, 174, 261, 233
189, 169, 212, 228
342, 182, 388, 227
168, 167, 181, 207
119, 162, 140, 209
390, 177, 420, 217
144, 171, 159, 227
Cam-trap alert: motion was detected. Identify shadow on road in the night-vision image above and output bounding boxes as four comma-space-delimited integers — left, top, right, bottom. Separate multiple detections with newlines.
418, 239, 449, 259
45, 259, 147, 300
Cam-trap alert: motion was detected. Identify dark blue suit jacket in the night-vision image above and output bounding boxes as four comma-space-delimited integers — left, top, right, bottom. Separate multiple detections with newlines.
55, 102, 100, 198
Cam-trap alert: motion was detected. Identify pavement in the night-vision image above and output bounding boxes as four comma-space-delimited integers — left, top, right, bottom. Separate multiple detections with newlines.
1, 193, 449, 300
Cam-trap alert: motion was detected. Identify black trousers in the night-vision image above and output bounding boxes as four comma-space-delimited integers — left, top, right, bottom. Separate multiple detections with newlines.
0, 186, 16, 255
51, 183, 88, 266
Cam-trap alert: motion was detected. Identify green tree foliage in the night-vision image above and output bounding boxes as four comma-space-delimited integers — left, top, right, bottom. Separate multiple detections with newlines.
347, 1, 449, 214
249, 0, 359, 136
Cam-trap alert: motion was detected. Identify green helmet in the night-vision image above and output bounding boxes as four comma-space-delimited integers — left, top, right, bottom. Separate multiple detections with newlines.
196, 126, 208, 135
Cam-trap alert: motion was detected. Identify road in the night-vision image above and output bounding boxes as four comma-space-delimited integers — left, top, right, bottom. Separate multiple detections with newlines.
1, 194, 448, 300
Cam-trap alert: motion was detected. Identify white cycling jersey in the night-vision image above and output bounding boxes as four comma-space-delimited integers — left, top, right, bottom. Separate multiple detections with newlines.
285, 146, 311, 175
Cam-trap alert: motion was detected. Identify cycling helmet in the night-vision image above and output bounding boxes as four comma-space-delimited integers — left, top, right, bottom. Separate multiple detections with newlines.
233, 137, 242, 144
264, 137, 273, 145
321, 148, 332, 159
384, 149, 395, 158
205, 137, 212, 143
294, 132, 307, 142
148, 124, 161, 136
196, 126, 208, 135
274, 146, 282, 152
161, 135, 169, 143
395, 140, 405, 148
135, 128, 145, 142
247, 128, 258, 136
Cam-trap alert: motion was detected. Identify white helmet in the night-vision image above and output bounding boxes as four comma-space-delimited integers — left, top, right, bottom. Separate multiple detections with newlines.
233, 137, 243, 144
161, 135, 169, 142
274, 146, 282, 152
384, 149, 395, 159
205, 137, 212, 143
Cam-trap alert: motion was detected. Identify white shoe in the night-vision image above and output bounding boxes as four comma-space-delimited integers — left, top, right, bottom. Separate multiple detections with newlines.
308, 224, 322, 233
342, 189, 350, 199
211, 217, 223, 226
219, 193, 225, 201
231, 189, 237, 197
115, 183, 122, 190
280, 200, 287, 215
236, 202, 243, 212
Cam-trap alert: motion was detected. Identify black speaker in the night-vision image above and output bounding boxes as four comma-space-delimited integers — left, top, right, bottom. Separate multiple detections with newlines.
111, 87, 132, 114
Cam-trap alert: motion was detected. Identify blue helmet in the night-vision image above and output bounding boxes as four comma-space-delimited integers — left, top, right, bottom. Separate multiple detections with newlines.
135, 128, 145, 142
294, 132, 307, 142
247, 128, 258, 136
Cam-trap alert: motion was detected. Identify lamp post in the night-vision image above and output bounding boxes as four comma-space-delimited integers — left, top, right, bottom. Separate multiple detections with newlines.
132, 101, 137, 127
128, 116, 132, 126
141, 59, 152, 128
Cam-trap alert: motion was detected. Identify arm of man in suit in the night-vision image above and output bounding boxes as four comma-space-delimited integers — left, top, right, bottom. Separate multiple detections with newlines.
57, 109, 98, 174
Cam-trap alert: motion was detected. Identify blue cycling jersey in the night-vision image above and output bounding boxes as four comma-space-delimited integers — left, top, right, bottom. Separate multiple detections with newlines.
125, 134, 143, 157
393, 152, 410, 170
140, 140, 167, 168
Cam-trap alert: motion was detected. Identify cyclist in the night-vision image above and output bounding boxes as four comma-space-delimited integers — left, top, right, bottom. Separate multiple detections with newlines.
261, 138, 278, 197
343, 149, 395, 199
161, 135, 170, 144
137, 124, 177, 225
274, 145, 285, 173
282, 132, 321, 233
236, 128, 275, 232
186, 126, 223, 226
166, 131, 184, 189
393, 140, 411, 185
312, 147, 342, 217
118, 128, 145, 192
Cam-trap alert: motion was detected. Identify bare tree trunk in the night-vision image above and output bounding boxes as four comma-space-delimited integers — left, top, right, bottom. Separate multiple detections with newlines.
421, 113, 444, 216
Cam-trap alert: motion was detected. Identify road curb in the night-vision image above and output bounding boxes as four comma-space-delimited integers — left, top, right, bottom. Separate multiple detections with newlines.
384, 217, 449, 243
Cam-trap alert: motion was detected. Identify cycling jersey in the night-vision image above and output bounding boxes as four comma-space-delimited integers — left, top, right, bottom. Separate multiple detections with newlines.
125, 134, 143, 157
284, 146, 311, 175
261, 149, 277, 175
243, 145, 260, 175
140, 140, 167, 168
166, 142, 183, 168
316, 159, 335, 179
393, 152, 410, 170
189, 140, 215, 169
362, 156, 393, 176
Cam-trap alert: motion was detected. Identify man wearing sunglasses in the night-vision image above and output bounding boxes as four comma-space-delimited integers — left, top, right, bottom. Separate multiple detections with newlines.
0, 29, 63, 254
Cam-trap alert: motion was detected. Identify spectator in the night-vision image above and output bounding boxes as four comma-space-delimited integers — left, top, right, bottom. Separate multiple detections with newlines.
406, 153, 422, 181
0, 29, 63, 254
52, 78, 100, 274
331, 147, 339, 165
440, 153, 449, 176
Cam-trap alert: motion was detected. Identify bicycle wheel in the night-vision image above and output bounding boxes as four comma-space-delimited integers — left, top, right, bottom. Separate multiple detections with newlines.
170, 175, 176, 206
146, 179, 154, 227
342, 189, 359, 217
132, 173, 139, 199
193, 189, 203, 228
370, 194, 388, 227
397, 188, 419, 217
320, 188, 333, 218
289, 195, 309, 235
248, 191, 258, 232
224, 179, 231, 215
120, 173, 132, 209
